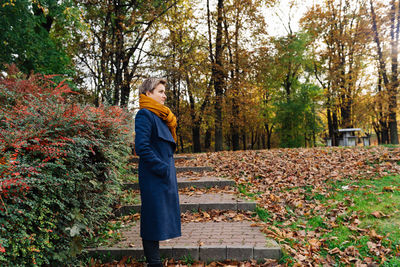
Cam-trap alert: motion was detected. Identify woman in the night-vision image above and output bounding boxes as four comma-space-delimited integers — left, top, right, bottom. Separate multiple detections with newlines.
134, 78, 181, 267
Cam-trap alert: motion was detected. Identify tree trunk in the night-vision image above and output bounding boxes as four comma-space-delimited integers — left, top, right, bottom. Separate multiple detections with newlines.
179, 134, 184, 152
327, 107, 334, 143
231, 5, 241, 151
340, 94, 352, 128
204, 128, 211, 150
371, 0, 398, 144
339, 48, 352, 128
389, 0, 399, 144
388, 104, 398, 144
250, 130, 254, 149
242, 130, 247, 150
374, 124, 381, 144
192, 126, 201, 152
265, 123, 273, 149
213, 0, 225, 151
120, 83, 130, 107
333, 109, 339, 146
230, 125, 239, 150
113, 1, 124, 106
313, 130, 316, 147
186, 75, 201, 152
262, 133, 266, 149
381, 120, 389, 144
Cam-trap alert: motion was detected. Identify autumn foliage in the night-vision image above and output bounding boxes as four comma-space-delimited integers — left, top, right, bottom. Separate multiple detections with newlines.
0, 65, 130, 265
179, 147, 400, 265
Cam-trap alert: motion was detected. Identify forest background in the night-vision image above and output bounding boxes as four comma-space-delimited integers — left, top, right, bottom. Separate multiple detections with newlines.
1, 0, 400, 153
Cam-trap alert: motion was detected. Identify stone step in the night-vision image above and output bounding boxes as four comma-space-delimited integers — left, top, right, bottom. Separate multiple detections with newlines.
88, 221, 281, 261
176, 166, 213, 172
115, 193, 256, 216
123, 176, 235, 190
131, 166, 213, 173
129, 155, 196, 163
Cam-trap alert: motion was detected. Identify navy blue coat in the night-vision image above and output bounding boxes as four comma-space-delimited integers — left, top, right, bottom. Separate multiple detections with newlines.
134, 108, 181, 241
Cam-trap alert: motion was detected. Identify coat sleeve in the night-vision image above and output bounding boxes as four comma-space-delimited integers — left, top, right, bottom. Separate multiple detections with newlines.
135, 109, 168, 177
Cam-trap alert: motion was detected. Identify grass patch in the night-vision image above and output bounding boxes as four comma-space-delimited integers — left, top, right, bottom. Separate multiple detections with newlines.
237, 183, 258, 199
307, 215, 327, 230
319, 175, 400, 262
380, 144, 400, 148
256, 206, 272, 222
272, 175, 400, 265
328, 175, 400, 239
180, 254, 194, 265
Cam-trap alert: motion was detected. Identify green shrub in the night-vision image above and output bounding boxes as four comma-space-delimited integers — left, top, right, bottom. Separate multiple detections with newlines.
0, 65, 130, 266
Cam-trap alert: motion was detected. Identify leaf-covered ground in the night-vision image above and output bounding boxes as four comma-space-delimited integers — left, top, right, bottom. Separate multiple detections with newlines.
179, 146, 400, 266
92, 146, 400, 266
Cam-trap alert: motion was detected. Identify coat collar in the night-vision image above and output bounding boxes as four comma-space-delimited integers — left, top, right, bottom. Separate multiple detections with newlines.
152, 112, 176, 145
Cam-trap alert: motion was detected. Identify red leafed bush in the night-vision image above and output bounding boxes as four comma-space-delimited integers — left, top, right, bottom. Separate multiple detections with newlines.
0, 65, 131, 265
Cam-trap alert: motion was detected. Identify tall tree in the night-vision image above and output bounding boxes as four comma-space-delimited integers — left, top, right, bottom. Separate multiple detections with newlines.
210, 0, 226, 151
148, 0, 212, 152
75, 0, 177, 107
222, 0, 269, 150
0, 0, 74, 74
369, 0, 399, 144
301, 0, 371, 145
255, 32, 322, 148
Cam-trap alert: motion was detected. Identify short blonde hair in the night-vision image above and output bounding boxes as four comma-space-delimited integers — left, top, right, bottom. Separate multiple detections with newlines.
138, 77, 167, 95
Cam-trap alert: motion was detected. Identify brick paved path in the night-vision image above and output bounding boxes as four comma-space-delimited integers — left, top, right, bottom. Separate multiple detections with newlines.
131, 166, 213, 173
179, 176, 231, 182
92, 156, 281, 262
93, 222, 280, 261
116, 192, 256, 215
114, 222, 272, 247
129, 155, 196, 163
123, 176, 235, 190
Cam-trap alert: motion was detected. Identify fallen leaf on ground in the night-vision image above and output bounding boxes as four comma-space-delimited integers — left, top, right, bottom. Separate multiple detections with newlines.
371, 211, 387, 218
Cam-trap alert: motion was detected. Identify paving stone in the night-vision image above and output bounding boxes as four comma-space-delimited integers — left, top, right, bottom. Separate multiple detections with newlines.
90, 221, 281, 261
253, 240, 281, 260
131, 166, 213, 173
199, 245, 227, 261
159, 246, 173, 258
129, 155, 196, 163
178, 203, 199, 213
123, 176, 235, 190
116, 193, 256, 216
180, 193, 255, 212
93, 161, 281, 262
177, 176, 234, 188
173, 246, 199, 261
179, 193, 243, 204
227, 246, 253, 261
175, 166, 213, 172
237, 202, 257, 211
199, 202, 237, 211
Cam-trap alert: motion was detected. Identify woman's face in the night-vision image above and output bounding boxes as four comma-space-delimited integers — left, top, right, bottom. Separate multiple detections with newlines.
146, 83, 167, 105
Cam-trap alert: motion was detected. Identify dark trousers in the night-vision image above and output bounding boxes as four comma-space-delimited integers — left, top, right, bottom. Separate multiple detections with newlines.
142, 239, 162, 266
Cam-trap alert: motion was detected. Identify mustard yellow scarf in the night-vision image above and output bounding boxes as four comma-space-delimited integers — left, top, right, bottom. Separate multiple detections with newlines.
139, 94, 177, 142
